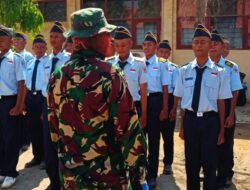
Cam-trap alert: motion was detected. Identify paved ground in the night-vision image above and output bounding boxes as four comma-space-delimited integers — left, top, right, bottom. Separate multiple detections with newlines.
2, 103, 250, 190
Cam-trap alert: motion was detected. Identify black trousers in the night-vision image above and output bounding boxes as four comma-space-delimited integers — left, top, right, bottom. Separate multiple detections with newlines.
146, 92, 163, 179
26, 91, 44, 161
184, 111, 219, 190
0, 96, 21, 177
20, 114, 30, 148
161, 93, 176, 166
217, 99, 235, 187
42, 97, 61, 189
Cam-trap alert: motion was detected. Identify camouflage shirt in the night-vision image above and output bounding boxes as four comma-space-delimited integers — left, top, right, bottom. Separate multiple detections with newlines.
47, 49, 147, 190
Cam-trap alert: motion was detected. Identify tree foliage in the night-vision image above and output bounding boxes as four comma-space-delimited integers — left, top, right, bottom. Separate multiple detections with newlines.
0, 0, 44, 34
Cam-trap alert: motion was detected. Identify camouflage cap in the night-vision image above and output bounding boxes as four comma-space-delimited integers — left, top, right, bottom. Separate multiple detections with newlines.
64, 8, 116, 38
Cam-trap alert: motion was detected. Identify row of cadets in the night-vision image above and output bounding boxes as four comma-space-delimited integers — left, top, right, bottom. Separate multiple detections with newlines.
0, 26, 26, 188
142, 32, 171, 189
42, 21, 70, 190
209, 29, 242, 190
173, 24, 232, 190
156, 40, 179, 175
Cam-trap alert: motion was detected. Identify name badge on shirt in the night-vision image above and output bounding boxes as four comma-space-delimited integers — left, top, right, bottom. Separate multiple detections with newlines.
8, 59, 13, 64
130, 68, 136, 73
153, 67, 159, 71
211, 72, 218, 76
185, 77, 193, 81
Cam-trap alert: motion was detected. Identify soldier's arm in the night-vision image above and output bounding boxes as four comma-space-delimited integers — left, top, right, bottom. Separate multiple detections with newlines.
108, 72, 147, 183
139, 83, 147, 128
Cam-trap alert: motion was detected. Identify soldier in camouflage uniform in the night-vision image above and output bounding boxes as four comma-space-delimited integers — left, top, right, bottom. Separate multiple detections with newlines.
47, 8, 148, 190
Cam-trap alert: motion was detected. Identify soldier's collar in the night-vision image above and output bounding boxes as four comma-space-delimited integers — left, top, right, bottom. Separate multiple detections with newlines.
72, 49, 105, 60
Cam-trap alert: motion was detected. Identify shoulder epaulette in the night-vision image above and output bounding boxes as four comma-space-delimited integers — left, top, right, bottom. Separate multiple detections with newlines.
14, 52, 21, 57
214, 62, 224, 68
181, 62, 190, 67
169, 62, 178, 68
225, 60, 234, 68
158, 57, 167, 63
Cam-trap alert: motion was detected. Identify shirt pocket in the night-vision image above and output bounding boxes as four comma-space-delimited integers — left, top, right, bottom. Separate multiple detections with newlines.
205, 77, 219, 100
148, 69, 160, 84
183, 79, 195, 96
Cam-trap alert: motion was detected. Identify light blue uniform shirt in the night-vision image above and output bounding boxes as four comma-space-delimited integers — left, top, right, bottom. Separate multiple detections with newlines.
166, 60, 179, 93
113, 53, 147, 101
174, 58, 232, 112
19, 49, 34, 80
19, 49, 34, 68
0, 49, 25, 95
146, 54, 171, 93
217, 56, 242, 92
25, 55, 49, 91
42, 50, 70, 97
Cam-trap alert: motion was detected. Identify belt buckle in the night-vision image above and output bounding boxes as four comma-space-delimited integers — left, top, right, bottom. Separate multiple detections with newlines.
197, 112, 203, 117
33, 91, 37, 95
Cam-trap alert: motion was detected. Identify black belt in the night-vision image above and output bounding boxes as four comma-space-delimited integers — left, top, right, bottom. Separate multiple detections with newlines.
185, 109, 217, 118
148, 92, 162, 97
28, 90, 42, 95
0, 95, 17, 100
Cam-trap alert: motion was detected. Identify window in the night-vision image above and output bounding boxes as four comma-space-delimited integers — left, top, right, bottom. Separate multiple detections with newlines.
177, 0, 250, 49
37, 0, 66, 21
81, 0, 161, 48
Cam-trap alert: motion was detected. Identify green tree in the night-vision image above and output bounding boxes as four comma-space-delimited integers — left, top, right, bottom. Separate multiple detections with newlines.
0, 0, 44, 34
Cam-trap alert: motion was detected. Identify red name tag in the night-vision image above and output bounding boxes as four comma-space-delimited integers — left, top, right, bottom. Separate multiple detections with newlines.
130, 68, 136, 72
211, 72, 218, 76
153, 67, 159, 70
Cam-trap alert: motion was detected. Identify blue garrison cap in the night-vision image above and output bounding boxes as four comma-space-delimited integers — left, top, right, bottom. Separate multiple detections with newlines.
50, 21, 66, 33
14, 32, 27, 40
193, 24, 211, 39
143, 31, 157, 43
114, 26, 132, 39
0, 27, 13, 37
33, 34, 46, 44
211, 29, 223, 43
158, 40, 171, 50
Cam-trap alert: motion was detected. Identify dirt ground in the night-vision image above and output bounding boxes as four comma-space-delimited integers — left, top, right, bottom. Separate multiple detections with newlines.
2, 105, 250, 190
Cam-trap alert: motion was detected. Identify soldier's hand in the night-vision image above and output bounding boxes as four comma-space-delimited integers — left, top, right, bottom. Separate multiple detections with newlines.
169, 108, 177, 121
159, 108, 168, 121
217, 130, 225, 145
225, 115, 234, 128
140, 113, 147, 129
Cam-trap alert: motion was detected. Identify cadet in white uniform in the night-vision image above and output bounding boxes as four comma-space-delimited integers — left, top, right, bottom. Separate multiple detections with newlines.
142, 32, 171, 189
209, 29, 242, 189
174, 24, 232, 190
42, 21, 70, 190
25, 35, 49, 169
0, 27, 26, 189
157, 40, 179, 175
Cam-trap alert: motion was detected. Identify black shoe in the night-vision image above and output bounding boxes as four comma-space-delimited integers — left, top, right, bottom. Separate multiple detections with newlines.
39, 161, 46, 170
163, 164, 173, 175
147, 178, 157, 190
225, 177, 232, 188
25, 158, 41, 168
